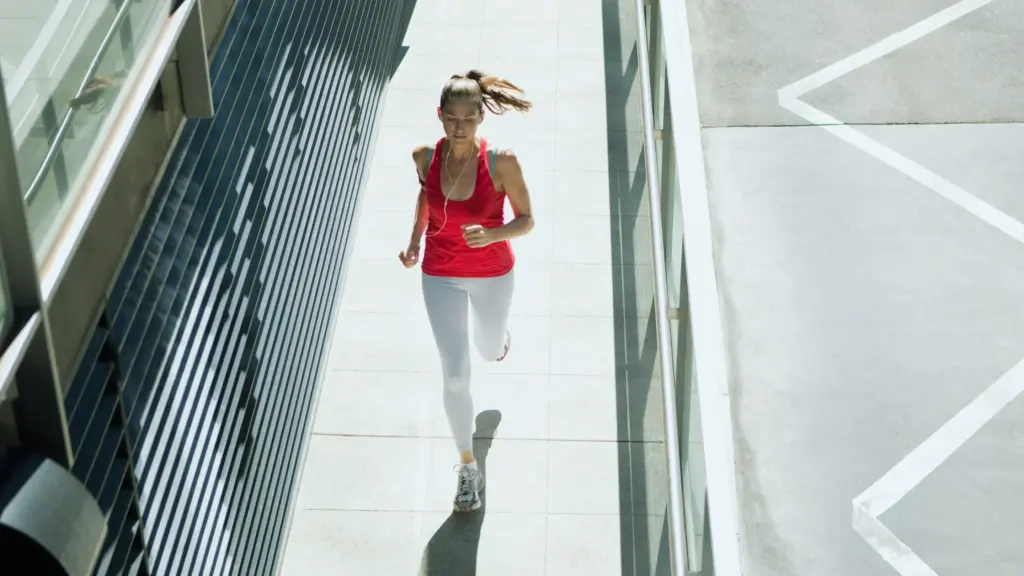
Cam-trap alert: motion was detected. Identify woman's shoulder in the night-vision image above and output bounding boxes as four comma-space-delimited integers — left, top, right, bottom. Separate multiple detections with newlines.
412, 144, 437, 177
412, 144, 435, 162
489, 147, 522, 174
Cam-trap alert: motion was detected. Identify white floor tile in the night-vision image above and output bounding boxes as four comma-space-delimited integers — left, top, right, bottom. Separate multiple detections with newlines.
373, 124, 439, 167
360, 162, 424, 213
553, 170, 645, 216
558, 21, 637, 61
313, 370, 438, 437
330, 310, 439, 372
550, 263, 618, 316
410, 0, 485, 25
552, 213, 614, 264
557, 0, 608, 28
549, 375, 620, 441
296, 435, 432, 511
549, 261, 655, 319
380, 88, 444, 129
557, 92, 643, 132
341, 258, 424, 313
401, 23, 483, 59
547, 440, 626, 514
555, 129, 644, 173
281, 510, 426, 575
478, 25, 559, 60
483, 0, 559, 26
556, 129, 612, 171
546, 514, 625, 575
557, 57, 637, 95
550, 315, 620, 376
349, 209, 420, 260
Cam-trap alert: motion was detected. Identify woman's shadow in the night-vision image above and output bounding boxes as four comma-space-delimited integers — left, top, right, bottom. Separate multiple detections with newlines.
418, 410, 502, 576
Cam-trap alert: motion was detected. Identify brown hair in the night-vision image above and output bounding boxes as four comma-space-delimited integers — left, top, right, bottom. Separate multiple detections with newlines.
440, 70, 532, 115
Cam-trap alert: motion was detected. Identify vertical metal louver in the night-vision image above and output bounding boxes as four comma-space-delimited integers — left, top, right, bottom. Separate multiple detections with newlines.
64, 313, 150, 575
66, 0, 407, 573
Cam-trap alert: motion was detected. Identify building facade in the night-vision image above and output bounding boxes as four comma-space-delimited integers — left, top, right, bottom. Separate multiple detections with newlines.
0, 0, 408, 573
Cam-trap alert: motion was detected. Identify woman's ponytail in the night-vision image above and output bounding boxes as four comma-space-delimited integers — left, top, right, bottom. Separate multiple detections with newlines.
440, 70, 533, 115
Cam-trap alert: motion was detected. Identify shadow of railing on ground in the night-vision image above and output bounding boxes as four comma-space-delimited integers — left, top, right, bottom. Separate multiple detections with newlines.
603, 0, 672, 574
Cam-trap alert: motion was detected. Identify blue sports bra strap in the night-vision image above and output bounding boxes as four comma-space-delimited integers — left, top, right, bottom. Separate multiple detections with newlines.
487, 148, 497, 177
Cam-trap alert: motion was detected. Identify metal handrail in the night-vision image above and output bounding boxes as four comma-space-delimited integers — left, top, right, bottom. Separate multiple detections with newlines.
24, 0, 135, 204
632, 0, 689, 573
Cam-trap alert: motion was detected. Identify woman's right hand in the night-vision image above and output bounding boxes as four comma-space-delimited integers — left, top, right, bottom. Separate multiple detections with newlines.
398, 244, 420, 268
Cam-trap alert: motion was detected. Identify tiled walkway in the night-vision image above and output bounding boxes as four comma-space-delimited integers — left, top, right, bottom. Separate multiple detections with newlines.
280, 0, 667, 574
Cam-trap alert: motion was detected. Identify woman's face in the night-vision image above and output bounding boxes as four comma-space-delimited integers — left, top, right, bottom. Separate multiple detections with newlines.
438, 99, 483, 143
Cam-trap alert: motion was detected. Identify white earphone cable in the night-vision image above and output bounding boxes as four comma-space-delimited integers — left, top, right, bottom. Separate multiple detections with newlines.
425, 140, 473, 238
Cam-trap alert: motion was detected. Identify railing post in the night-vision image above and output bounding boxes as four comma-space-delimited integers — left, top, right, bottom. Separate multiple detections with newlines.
176, 0, 216, 118
40, 101, 70, 198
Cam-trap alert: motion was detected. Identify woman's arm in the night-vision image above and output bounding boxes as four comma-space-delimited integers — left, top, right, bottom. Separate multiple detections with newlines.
488, 149, 534, 241
408, 146, 432, 246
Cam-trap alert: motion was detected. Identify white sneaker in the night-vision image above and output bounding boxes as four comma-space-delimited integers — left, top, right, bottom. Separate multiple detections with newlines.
453, 464, 484, 512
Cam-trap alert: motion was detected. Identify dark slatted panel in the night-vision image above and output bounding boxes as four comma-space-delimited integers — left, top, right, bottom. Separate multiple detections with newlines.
67, 0, 406, 573
64, 314, 150, 576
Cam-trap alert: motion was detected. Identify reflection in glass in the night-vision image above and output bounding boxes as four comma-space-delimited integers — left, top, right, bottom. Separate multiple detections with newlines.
0, 0, 170, 260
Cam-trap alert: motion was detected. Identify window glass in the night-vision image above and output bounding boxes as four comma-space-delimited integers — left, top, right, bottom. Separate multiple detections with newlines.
2, 0, 171, 260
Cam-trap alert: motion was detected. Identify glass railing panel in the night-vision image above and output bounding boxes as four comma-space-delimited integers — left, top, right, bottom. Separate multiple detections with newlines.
1, 0, 171, 261
644, 0, 722, 570
657, 93, 710, 572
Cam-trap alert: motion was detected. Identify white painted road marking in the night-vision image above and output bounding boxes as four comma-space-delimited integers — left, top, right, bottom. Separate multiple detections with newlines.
777, 0, 1023, 574
855, 357, 1024, 517
779, 0, 999, 101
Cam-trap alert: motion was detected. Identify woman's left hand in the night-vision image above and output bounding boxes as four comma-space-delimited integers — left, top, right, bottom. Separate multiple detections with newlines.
461, 224, 494, 248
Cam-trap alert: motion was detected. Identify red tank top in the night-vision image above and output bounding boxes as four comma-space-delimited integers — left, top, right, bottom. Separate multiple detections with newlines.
422, 137, 514, 278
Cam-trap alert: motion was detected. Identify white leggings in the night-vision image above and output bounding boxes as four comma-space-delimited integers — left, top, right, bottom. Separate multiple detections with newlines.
422, 270, 514, 453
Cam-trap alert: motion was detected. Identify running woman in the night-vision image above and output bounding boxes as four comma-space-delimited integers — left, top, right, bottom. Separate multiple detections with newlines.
398, 70, 535, 512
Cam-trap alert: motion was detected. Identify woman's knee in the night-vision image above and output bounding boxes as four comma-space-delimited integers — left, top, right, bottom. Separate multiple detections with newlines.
441, 355, 472, 394
473, 330, 505, 362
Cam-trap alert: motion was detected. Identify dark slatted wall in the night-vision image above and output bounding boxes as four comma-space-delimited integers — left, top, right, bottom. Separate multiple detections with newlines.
67, 0, 407, 573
